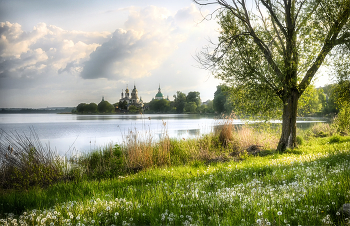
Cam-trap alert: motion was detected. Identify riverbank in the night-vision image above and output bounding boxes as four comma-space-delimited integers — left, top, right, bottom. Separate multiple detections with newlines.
1, 122, 350, 225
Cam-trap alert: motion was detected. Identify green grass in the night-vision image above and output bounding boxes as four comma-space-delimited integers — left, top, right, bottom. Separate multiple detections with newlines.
1, 135, 350, 225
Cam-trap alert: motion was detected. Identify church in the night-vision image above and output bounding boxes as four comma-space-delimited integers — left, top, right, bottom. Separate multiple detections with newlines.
119, 85, 144, 108
153, 84, 169, 101
119, 84, 169, 110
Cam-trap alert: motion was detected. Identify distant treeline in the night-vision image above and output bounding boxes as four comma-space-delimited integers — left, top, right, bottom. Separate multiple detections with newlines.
0, 108, 74, 114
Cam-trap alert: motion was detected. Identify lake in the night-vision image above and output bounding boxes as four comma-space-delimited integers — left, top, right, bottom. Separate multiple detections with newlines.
0, 113, 328, 156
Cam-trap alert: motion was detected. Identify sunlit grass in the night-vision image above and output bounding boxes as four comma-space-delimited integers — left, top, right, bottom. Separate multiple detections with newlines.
1, 132, 350, 225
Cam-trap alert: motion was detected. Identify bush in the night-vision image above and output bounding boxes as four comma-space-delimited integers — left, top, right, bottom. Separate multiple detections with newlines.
329, 135, 342, 143
309, 123, 336, 137
333, 103, 350, 134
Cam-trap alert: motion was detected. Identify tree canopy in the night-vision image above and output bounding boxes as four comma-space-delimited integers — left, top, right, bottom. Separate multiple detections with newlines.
97, 100, 114, 113
195, 0, 350, 151
173, 91, 187, 113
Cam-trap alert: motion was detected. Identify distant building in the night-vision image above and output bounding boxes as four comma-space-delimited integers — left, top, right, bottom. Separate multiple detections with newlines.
153, 84, 169, 100
119, 85, 144, 109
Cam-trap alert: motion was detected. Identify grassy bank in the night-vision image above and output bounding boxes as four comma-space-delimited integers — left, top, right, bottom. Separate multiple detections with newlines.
1, 122, 350, 225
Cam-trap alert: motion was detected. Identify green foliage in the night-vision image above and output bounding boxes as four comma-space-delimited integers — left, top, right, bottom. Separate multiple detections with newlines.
186, 91, 201, 107
213, 85, 227, 113
77, 144, 125, 180
87, 102, 97, 113
298, 85, 322, 116
97, 100, 114, 113
225, 84, 282, 119
184, 102, 197, 113
128, 105, 141, 113
0, 129, 64, 189
296, 136, 304, 146
2, 135, 350, 225
118, 100, 128, 110
76, 103, 87, 113
148, 99, 171, 112
308, 123, 336, 138
198, 100, 215, 114
333, 102, 350, 134
173, 91, 186, 113
197, 0, 350, 150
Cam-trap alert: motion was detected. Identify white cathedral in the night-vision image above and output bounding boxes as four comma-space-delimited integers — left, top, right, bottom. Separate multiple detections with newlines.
119, 84, 169, 109
119, 85, 144, 108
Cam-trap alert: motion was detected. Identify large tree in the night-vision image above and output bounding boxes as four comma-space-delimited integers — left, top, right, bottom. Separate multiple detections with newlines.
194, 0, 350, 151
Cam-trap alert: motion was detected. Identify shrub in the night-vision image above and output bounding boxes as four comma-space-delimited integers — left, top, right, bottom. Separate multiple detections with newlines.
333, 103, 350, 134
329, 135, 342, 143
310, 123, 336, 137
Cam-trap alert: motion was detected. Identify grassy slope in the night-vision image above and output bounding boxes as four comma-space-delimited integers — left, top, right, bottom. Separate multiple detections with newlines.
1, 136, 350, 225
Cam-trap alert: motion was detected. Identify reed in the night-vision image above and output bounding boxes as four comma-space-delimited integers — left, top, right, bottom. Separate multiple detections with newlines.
0, 128, 64, 189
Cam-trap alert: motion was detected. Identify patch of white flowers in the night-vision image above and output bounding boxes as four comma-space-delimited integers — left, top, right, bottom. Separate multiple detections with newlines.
1, 150, 349, 225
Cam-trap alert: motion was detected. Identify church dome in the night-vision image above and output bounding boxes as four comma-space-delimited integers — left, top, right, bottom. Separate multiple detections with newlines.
155, 84, 164, 99
155, 92, 164, 98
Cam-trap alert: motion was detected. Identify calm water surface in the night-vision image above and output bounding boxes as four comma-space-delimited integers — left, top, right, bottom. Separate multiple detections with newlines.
0, 114, 327, 155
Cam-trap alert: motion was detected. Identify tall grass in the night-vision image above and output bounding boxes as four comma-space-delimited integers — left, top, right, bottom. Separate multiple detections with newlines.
1, 135, 350, 225
0, 128, 64, 189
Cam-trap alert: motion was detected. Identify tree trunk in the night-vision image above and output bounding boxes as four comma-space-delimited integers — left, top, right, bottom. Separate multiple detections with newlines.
277, 90, 299, 151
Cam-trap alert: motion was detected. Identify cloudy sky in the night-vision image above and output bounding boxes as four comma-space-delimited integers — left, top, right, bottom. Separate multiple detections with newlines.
0, 0, 333, 109
0, 0, 224, 108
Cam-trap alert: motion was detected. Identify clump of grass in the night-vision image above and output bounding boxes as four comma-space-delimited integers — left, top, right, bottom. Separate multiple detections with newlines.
309, 123, 336, 137
0, 128, 64, 189
122, 122, 171, 171
75, 144, 126, 180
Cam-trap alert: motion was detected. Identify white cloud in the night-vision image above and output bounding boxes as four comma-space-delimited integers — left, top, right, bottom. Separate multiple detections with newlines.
0, 21, 107, 81
81, 6, 184, 80
0, 4, 222, 108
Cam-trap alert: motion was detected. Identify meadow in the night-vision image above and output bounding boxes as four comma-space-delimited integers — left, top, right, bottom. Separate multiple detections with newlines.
1, 120, 350, 225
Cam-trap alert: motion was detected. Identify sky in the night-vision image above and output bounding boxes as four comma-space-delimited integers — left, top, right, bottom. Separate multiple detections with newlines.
0, 0, 333, 108
0, 0, 223, 108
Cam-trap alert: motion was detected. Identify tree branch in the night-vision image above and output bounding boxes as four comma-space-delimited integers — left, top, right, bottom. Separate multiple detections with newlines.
260, 0, 288, 37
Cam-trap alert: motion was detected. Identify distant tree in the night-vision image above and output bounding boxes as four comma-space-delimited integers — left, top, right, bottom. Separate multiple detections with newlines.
298, 85, 321, 116
159, 99, 171, 112
128, 105, 140, 113
186, 91, 201, 107
76, 103, 87, 113
97, 100, 114, 113
87, 103, 98, 113
321, 84, 338, 115
173, 91, 187, 113
206, 100, 214, 113
149, 99, 171, 112
213, 85, 227, 114
118, 100, 128, 110
184, 102, 197, 113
